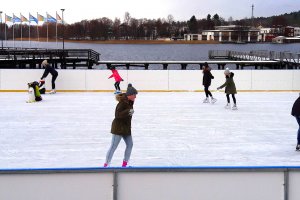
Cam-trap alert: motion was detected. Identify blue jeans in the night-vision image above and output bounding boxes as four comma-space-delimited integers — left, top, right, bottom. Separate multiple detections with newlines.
105, 134, 133, 164
296, 116, 300, 144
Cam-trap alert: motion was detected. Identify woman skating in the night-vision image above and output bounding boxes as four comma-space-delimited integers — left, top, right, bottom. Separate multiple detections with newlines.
202, 62, 217, 103
104, 83, 138, 167
217, 68, 237, 110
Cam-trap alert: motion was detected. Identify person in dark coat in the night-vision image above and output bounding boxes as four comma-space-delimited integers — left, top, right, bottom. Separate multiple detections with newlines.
40, 60, 58, 94
104, 83, 138, 167
217, 68, 237, 110
202, 62, 217, 103
291, 94, 300, 150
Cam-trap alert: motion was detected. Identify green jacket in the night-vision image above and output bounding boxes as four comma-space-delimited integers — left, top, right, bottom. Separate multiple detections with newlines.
219, 72, 237, 94
111, 94, 134, 136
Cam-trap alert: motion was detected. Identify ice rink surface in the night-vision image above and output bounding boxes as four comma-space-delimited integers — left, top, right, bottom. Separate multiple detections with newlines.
0, 92, 299, 168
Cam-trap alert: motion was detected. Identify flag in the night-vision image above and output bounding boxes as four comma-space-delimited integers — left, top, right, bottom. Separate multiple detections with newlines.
20, 14, 28, 22
5, 14, 13, 22
29, 13, 38, 24
37, 13, 45, 22
13, 14, 21, 23
56, 12, 62, 22
47, 13, 56, 23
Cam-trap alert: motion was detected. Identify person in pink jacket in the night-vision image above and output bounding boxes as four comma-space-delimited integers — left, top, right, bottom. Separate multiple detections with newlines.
108, 66, 123, 94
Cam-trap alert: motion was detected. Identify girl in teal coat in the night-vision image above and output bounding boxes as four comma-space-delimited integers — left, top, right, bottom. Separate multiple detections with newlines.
217, 68, 238, 110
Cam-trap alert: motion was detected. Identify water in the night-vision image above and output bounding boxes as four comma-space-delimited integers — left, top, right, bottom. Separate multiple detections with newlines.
4, 41, 300, 69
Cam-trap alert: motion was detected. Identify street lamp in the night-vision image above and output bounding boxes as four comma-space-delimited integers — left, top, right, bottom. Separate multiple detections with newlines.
61, 9, 65, 68
0, 11, 3, 49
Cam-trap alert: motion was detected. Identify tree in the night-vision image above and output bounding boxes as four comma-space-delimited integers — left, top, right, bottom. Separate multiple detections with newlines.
188, 15, 198, 33
213, 14, 221, 26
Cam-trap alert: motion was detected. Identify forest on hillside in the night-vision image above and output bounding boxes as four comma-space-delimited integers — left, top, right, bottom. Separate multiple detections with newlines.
1, 10, 300, 40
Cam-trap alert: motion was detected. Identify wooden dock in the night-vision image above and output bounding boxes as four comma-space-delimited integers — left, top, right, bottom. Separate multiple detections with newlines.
97, 60, 280, 70
98, 50, 300, 70
209, 50, 300, 69
0, 48, 100, 69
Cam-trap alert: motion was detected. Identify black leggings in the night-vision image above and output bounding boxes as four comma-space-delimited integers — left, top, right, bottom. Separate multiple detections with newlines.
114, 82, 120, 90
204, 85, 212, 97
226, 94, 236, 104
51, 74, 58, 89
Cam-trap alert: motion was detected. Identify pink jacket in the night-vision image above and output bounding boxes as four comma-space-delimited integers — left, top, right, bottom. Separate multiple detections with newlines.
108, 69, 123, 82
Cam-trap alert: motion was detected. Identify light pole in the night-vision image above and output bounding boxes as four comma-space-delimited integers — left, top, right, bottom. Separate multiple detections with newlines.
0, 11, 3, 49
61, 9, 65, 68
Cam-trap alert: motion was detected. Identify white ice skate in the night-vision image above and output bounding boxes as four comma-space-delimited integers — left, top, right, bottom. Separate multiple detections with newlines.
114, 90, 121, 94
225, 103, 231, 109
211, 97, 217, 104
26, 87, 36, 103
232, 104, 238, 110
49, 89, 56, 94
203, 98, 210, 103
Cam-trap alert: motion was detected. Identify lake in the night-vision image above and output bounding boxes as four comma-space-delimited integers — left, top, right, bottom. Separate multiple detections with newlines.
4, 41, 300, 70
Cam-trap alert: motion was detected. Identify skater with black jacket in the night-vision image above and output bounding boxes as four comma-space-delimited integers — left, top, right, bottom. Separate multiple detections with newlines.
217, 68, 237, 110
202, 62, 217, 103
291, 94, 300, 150
40, 60, 58, 94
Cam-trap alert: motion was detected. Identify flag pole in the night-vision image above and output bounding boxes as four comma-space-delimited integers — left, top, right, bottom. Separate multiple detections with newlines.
46, 13, 48, 43
56, 11, 58, 47
37, 12, 39, 48
12, 13, 15, 48
0, 11, 3, 49
29, 14, 31, 47
20, 13, 23, 49
4, 14, 7, 47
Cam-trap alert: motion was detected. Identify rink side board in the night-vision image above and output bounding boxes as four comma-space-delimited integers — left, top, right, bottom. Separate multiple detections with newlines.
0, 166, 300, 200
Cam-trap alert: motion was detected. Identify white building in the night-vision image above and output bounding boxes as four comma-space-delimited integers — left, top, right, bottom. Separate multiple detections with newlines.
184, 34, 202, 41
294, 27, 300, 37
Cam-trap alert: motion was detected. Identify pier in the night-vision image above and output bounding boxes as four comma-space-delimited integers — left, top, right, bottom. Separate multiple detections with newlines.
0, 48, 100, 69
98, 50, 300, 70
97, 60, 280, 70
209, 50, 300, 69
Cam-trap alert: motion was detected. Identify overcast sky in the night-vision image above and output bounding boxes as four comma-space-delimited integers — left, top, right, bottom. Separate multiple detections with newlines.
1, 0, 299, 24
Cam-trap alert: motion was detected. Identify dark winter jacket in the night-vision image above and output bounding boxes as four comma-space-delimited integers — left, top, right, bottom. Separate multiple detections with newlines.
218, 72, 237, 94
202, 68, 214, 86
111, 93, 134, 136
41, 64, 58, 79
291, 96, 300, 116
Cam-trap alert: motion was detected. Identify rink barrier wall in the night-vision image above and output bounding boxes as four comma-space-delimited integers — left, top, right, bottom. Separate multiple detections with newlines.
0, 166, 300, 200
0, 69, 300, 91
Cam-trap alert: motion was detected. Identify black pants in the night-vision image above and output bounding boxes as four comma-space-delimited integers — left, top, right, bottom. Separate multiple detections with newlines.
226, 94, 236, 104
52, 74, 58, 89
114, 82, 120, 91
204, 85, 212, 97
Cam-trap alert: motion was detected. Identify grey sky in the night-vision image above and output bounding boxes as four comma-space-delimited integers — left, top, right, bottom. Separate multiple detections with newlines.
1, 0, 299, 24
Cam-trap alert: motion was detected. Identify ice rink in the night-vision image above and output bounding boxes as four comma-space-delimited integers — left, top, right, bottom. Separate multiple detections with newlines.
0, 92, 299, 169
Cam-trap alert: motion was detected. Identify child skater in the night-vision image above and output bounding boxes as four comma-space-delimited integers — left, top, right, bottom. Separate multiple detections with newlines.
108, 66, 123, 94
104, 83, 138, 167
202, 62, 217, 103
217, 68, 237, 110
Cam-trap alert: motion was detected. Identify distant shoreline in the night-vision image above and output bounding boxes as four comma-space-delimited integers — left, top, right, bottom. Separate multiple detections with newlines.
15, 38, 220, 44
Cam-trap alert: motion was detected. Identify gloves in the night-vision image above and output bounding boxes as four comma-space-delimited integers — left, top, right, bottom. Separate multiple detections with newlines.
129, 109, 134, 116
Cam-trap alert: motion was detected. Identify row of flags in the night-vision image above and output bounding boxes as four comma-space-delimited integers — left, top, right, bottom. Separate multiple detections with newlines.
2, 13, 62, 24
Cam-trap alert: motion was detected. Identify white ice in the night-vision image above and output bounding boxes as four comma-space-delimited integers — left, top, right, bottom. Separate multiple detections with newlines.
0, 92, 299, 169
